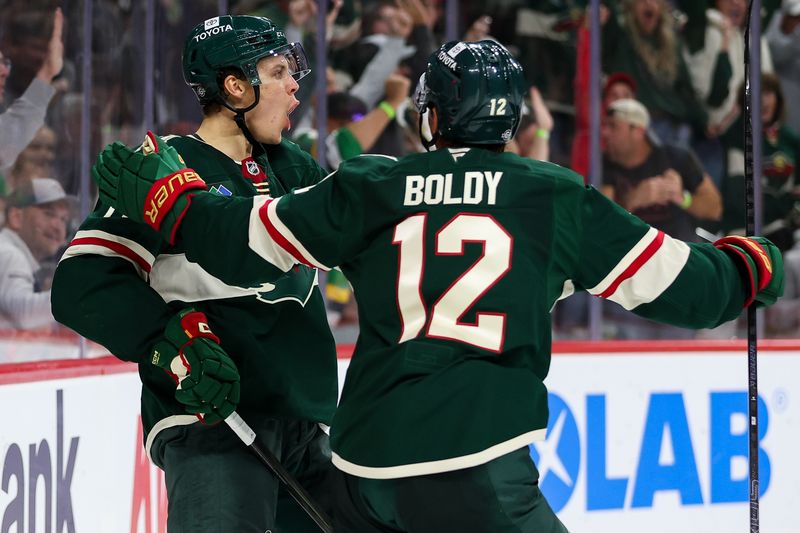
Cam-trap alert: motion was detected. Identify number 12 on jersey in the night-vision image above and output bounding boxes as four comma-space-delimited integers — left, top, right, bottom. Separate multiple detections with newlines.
392, 213, 513, 352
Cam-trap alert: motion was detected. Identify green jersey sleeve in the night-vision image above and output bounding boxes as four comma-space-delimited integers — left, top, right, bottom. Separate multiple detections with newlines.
179, 155, 388, 287
51, 201, 172, 363
558, 179, 747, 328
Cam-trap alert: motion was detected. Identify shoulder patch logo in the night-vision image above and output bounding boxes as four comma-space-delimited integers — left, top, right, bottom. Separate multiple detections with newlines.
209, 184, 233, 197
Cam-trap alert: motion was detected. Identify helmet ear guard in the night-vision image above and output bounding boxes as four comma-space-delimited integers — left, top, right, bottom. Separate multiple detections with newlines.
413, 73, 439, 151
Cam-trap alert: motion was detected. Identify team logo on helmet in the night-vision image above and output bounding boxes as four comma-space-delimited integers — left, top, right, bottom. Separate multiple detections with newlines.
437, 50, 458, 71
194, 23, 234, 42
501, 129, 512, 142
246, 160, 260, 175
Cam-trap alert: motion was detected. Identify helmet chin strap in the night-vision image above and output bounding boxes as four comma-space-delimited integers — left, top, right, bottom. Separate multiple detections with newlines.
418, 106, 439, 152
220, 85, 264, 155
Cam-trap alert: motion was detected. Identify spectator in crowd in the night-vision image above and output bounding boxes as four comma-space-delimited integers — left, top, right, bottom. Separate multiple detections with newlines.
0, 178, 73, 332
294, 73, 412, 169
5, 126, 57, 193
603, 99, 723, 238
572, 5, 643, 181
602, 98, 722, 339
766, 233, 800, 336
720, 74, 800, 252
0, 8, 63, 173
684, 0, 773, 188
573, 30, 639, 179
245, 0, 346, 124
767, 0, 800, 135
463, 14, 494, 42
602, 0, 709, 148
335, 0, 436, 156
0, 125, 57, 227
507, 86, 554, 162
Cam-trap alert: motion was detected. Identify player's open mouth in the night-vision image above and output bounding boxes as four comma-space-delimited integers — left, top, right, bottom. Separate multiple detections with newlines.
286, 103, 299, 131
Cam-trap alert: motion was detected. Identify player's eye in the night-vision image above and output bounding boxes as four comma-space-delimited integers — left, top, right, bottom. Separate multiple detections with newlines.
273, 65, 287, 79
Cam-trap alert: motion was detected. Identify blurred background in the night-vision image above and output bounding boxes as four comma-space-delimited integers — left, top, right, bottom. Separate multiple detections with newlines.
2, 0, 800, 362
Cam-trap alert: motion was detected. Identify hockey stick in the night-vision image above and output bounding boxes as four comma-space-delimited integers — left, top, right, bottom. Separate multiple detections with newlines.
225, 412, 334, 533
743, 1, 760, 531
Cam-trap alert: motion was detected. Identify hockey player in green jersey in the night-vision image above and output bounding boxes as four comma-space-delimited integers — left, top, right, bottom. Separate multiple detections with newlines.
92, 40, 784, 532
51, 16, 337, 533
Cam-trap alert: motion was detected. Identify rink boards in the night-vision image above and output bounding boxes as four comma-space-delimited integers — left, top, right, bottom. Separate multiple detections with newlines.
1, 341, 798, 532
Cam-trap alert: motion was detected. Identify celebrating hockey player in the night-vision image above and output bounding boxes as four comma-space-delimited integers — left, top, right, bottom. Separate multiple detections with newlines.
91, 40, 783, 532
52, 16, 337, 532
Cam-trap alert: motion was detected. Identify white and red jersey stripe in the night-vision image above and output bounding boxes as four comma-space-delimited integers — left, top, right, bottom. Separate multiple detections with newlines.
586, 227, 691, 310
60, 230, 156, 280
248, 196, 331, 272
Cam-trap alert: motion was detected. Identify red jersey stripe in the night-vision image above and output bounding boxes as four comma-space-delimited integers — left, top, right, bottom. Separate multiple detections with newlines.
257, 199, 315, 268
69, 237, 153, 273
598, 230, 665, 299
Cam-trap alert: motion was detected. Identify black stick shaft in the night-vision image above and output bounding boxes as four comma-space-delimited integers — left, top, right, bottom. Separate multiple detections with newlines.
226, 412, 334, 533
743, 1, 760, 531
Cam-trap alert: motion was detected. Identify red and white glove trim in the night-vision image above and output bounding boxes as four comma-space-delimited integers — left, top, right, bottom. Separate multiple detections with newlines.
143, 169, 206, 231
714, 236, 773, 307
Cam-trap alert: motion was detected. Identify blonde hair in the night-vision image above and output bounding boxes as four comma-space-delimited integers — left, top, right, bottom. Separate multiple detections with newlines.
622, 0, 679, 85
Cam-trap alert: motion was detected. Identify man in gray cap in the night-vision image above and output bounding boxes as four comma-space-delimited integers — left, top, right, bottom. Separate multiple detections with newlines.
602, 98, 722, 242
0, 177, 73, 332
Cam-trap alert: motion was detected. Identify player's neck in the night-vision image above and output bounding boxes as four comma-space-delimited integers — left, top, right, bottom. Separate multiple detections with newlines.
196, 115, 253, 162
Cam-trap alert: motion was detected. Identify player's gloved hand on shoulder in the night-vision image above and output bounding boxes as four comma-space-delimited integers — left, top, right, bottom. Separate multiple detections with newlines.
91, 131, 207, 244
151, 308, 240, 425
714, 236, 784, 308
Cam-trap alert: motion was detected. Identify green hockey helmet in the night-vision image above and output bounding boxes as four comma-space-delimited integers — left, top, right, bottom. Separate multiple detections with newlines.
413, 40, 526, 146
182, 15, 310, 106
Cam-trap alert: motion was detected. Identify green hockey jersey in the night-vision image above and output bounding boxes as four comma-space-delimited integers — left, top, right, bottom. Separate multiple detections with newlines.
51, 135, 338, 457
168, 147, 750, 479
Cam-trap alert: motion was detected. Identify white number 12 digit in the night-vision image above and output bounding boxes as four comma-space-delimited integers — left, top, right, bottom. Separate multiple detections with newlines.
489, 98, 507, 116
392, 213, 512, 352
